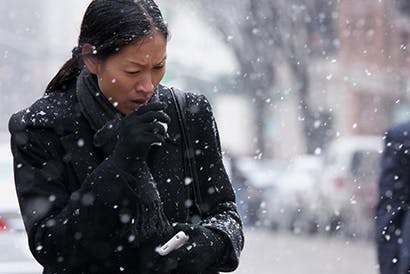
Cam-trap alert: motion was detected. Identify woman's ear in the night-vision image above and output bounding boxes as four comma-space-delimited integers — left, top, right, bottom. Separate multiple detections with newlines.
81, 43, 99, 74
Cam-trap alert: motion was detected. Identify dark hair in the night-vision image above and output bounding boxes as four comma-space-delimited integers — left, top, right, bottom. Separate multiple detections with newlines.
45, 0, 168, 94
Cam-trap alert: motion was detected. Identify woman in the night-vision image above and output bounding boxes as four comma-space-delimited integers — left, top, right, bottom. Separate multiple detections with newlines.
8, 0, 243, 273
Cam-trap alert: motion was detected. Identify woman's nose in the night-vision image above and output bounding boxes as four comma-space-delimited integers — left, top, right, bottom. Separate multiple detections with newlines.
135, 73, 154, 94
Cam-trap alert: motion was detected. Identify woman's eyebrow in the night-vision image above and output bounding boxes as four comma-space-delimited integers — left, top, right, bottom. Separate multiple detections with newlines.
127, 56, 167, 66
126, 60, 144, 67
156, 56, 167, 64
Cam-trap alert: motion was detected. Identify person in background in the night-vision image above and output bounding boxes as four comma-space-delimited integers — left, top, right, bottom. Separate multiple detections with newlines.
376, 121, 410, 274
8, 0, 243, 273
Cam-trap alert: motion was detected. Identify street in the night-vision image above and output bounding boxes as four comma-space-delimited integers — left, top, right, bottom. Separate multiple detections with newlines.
0, 227, 379, 274
233, 228, 379, 274
0, 233, 42, 274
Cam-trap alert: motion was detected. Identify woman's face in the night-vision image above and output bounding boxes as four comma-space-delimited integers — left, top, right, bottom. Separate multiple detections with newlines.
90, 32, 167, 115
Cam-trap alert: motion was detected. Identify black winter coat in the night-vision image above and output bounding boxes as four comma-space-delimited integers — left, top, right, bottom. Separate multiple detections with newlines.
376, 122, 410, 274
8, 84, 243, 274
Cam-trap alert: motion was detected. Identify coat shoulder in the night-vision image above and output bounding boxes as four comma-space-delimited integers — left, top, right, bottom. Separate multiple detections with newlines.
185, 91, 212, 112
9, 89, 79, 134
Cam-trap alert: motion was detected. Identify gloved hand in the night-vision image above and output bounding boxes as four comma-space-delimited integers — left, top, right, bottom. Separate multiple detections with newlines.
112, 101, 170, 172
155, 223, 227, 273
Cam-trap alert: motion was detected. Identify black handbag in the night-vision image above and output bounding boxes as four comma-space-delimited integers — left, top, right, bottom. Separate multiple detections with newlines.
170, 88, 203, 222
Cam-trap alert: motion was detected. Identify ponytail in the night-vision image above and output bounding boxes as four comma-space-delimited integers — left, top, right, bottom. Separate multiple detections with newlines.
45, 47, 82, 94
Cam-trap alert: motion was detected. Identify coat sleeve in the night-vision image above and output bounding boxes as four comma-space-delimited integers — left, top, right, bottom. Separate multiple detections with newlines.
186, 93, 244, 272
375, 128, 410, 274
9, 115, 172, 268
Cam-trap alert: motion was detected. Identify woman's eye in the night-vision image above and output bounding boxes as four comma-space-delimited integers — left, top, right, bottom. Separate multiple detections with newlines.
125, 71, 141, 75
154, 66, 165, 70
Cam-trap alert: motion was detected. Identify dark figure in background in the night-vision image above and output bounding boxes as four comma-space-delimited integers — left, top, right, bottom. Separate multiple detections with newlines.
376, 122, 410, 274
8, 1, 243, 273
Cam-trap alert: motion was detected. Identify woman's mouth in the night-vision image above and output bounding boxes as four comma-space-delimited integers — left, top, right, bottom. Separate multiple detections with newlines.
130, 99, 147, 110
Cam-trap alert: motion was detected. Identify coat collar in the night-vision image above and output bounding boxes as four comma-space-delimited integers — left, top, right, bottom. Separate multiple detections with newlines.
58, 85, 181, 185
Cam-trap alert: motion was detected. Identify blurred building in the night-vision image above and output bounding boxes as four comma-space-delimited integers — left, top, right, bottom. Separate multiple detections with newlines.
310, 0, 410, 137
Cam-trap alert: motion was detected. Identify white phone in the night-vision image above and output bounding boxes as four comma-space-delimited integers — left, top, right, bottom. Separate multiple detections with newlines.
155, 231, 189, 256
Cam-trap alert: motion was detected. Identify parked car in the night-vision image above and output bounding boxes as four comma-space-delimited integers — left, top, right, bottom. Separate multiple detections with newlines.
259, 155, 323, 234
0, 143, 42, 274
231, 157, 285, 226
318, 136, 383, 238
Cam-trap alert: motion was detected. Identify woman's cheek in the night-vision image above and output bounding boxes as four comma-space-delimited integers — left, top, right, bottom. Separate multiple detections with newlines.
155, 70, 166, 84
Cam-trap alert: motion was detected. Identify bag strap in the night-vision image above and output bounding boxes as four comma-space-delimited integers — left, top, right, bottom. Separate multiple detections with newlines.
170, 88, 203, 221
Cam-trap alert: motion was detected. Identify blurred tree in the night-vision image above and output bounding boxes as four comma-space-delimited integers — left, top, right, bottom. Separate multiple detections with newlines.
185, 0, 336, 155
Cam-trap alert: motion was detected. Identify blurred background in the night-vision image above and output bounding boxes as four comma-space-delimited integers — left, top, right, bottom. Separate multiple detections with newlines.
2, 0, 410, 273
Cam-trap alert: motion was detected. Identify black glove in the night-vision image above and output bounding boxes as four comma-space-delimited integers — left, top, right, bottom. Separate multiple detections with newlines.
112, 102, 170, 172
156, 223, 227, 273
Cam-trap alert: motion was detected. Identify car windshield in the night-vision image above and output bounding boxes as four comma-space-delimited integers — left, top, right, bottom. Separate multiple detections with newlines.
350, 150, 381, 180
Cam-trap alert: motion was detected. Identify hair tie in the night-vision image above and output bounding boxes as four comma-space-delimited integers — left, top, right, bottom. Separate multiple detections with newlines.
71, 46, 81, 59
